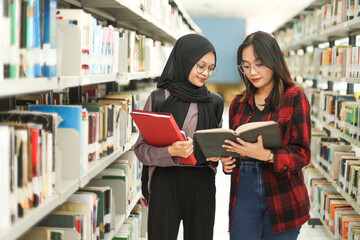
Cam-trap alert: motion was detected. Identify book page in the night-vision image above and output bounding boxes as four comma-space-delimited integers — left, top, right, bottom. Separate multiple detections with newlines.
194, 128, 234, 134
235, 121, 275, 134
132, 111, 170, 118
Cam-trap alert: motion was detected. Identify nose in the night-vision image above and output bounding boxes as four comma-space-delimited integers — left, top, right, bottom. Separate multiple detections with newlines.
201, 68, 211, 76
250, 66, 257, 74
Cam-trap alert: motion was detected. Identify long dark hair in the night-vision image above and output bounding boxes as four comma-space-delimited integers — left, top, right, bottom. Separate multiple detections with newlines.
237, 31, 294, 110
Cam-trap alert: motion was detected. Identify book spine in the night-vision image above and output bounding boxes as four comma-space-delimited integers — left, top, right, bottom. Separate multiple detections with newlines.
43, 0, 56, 77
6, 0, 19, 80
33, 0, 41, 77
26, 0, 35, 78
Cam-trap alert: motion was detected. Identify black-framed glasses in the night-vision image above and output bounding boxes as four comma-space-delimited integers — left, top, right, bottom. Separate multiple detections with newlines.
238, 63, 266, 74
196, 64, 218, 76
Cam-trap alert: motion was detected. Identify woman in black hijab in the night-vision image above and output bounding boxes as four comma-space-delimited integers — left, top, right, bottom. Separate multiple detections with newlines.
134, 34, 224, 240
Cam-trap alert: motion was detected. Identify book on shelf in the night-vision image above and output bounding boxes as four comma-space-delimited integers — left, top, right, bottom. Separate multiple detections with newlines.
18, 227, 65, 240
0, 126, 11, 231
348, 222, 360, 239
43, 0, 57, 77
323, 191, 340, 221
130, 109, 197, 165
53, 202, 90, 239
194, 121, 282, 158
330, 150, 355, 180
0, 114, 59, 223
78, 186, 112, 240
349, 165, 360, 199
334, 210, 357, 238
339, 157, 360, 189
28, 105, 82, 148
341, 216, 360, 238
67, 192, 98, 239
329, 199, 350, 231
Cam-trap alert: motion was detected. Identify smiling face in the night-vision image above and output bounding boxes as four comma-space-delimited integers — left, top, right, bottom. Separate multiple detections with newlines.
241, 45, 274, 93
188, 51, 216, 87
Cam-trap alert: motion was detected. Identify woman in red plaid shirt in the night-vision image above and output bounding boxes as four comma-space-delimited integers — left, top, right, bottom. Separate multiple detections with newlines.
220, 31, 311, 239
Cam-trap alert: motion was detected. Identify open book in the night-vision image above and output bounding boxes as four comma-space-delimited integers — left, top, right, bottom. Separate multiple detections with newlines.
194, 121, 282, 157
130, 110, 196, 165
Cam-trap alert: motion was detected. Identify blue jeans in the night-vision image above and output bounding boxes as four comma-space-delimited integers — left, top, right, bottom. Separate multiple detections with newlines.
230, 161, 301, 240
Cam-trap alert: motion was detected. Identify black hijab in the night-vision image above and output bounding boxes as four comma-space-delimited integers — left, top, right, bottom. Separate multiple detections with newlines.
157, 34, 219, 164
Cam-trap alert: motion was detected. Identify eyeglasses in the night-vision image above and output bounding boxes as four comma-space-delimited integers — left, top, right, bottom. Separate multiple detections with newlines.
196, 64, 218, 76
238, 63, 266, 74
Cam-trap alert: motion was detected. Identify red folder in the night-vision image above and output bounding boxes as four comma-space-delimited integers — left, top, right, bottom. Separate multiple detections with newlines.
130, 109, 197, 165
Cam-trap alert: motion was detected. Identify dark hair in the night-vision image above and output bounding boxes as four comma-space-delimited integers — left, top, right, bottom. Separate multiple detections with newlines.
237, 31, 294, 110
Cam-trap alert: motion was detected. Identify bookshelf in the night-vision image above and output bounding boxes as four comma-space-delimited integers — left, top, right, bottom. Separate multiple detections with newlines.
309, 197, 335, 239
0, 0, 200, 239
0, 71, 165, 98
274, 0, 360, 238
0, 133, 139, 240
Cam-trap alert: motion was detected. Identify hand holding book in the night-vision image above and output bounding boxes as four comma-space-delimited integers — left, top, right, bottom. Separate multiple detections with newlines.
223, 135, 273, 161
130, 110, 197, 165
168, 137, 194, 158
195, 121, 282, 158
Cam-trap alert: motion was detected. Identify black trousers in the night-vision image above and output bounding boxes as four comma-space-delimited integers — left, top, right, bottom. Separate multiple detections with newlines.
148, 166, 216, 240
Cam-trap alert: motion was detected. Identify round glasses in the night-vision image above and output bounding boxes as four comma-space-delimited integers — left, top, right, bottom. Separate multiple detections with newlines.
238, 63, 266, 74
196, 64, 218, 76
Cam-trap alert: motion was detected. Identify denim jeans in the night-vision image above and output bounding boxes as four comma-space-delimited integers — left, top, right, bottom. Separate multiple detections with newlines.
230, 161, 301, 240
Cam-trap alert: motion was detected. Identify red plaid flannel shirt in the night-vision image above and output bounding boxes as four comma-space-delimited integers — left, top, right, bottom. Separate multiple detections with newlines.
228, 85, 311, 233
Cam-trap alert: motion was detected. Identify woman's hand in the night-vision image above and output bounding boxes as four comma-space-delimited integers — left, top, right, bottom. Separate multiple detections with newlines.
222, 135, 271, 162
221, 157, 236, 173
168, 137, 194, 158
206, 157, 221, 162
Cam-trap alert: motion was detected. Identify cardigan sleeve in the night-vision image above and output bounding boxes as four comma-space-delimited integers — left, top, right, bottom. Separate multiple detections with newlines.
133, 94, 180, 167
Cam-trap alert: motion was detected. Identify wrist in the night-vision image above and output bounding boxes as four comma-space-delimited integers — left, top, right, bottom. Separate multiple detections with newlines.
168, 146, 174, 157
266, 150, 274, 162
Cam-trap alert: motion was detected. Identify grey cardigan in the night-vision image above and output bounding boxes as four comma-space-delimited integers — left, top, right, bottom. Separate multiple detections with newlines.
133, 90, 222, 193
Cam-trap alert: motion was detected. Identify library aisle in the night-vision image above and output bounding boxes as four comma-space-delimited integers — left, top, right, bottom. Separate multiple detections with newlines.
175, 104, 330, 240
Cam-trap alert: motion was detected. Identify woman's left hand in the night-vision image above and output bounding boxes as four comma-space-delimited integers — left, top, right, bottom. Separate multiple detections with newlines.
222, 135, 270, 161
206, 157, 221, 162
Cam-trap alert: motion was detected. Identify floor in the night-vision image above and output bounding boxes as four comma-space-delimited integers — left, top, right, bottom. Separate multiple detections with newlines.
176, 103, 331, 240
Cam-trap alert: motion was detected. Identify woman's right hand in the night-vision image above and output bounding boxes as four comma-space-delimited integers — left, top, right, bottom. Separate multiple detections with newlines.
221, 157, 236, 173
168, 137, 194, 158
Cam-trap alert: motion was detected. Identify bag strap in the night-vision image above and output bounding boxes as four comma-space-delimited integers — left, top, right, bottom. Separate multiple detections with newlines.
210, 92, 224, 124
151, 88, 165, 112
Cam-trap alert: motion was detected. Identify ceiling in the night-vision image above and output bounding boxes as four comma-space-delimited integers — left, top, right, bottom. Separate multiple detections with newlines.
180, 0, 314, 34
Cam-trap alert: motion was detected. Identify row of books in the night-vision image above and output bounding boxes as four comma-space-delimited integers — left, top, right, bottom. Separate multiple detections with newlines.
113, 211, 144, 240
128, 0, 194, 37
56, 9, 171, 76
0, 112, 58, 232
0, 1, 175, 82
311, 128, 360, 206
305, 88, 360, 141
0, 89, 146, 233
26, 93, 137, 174
285, 45, 360, 79
274, 0, 360, 47
0, 138, 144, 239
95, 151, 142, 211
18, 154, 146, 240
0, 0, 57, 79
304, 166, 360, 239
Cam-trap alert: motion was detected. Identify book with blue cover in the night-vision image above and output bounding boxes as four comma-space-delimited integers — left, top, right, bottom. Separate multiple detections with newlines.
28, 105, 82, 152
43, 0, 57, 77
